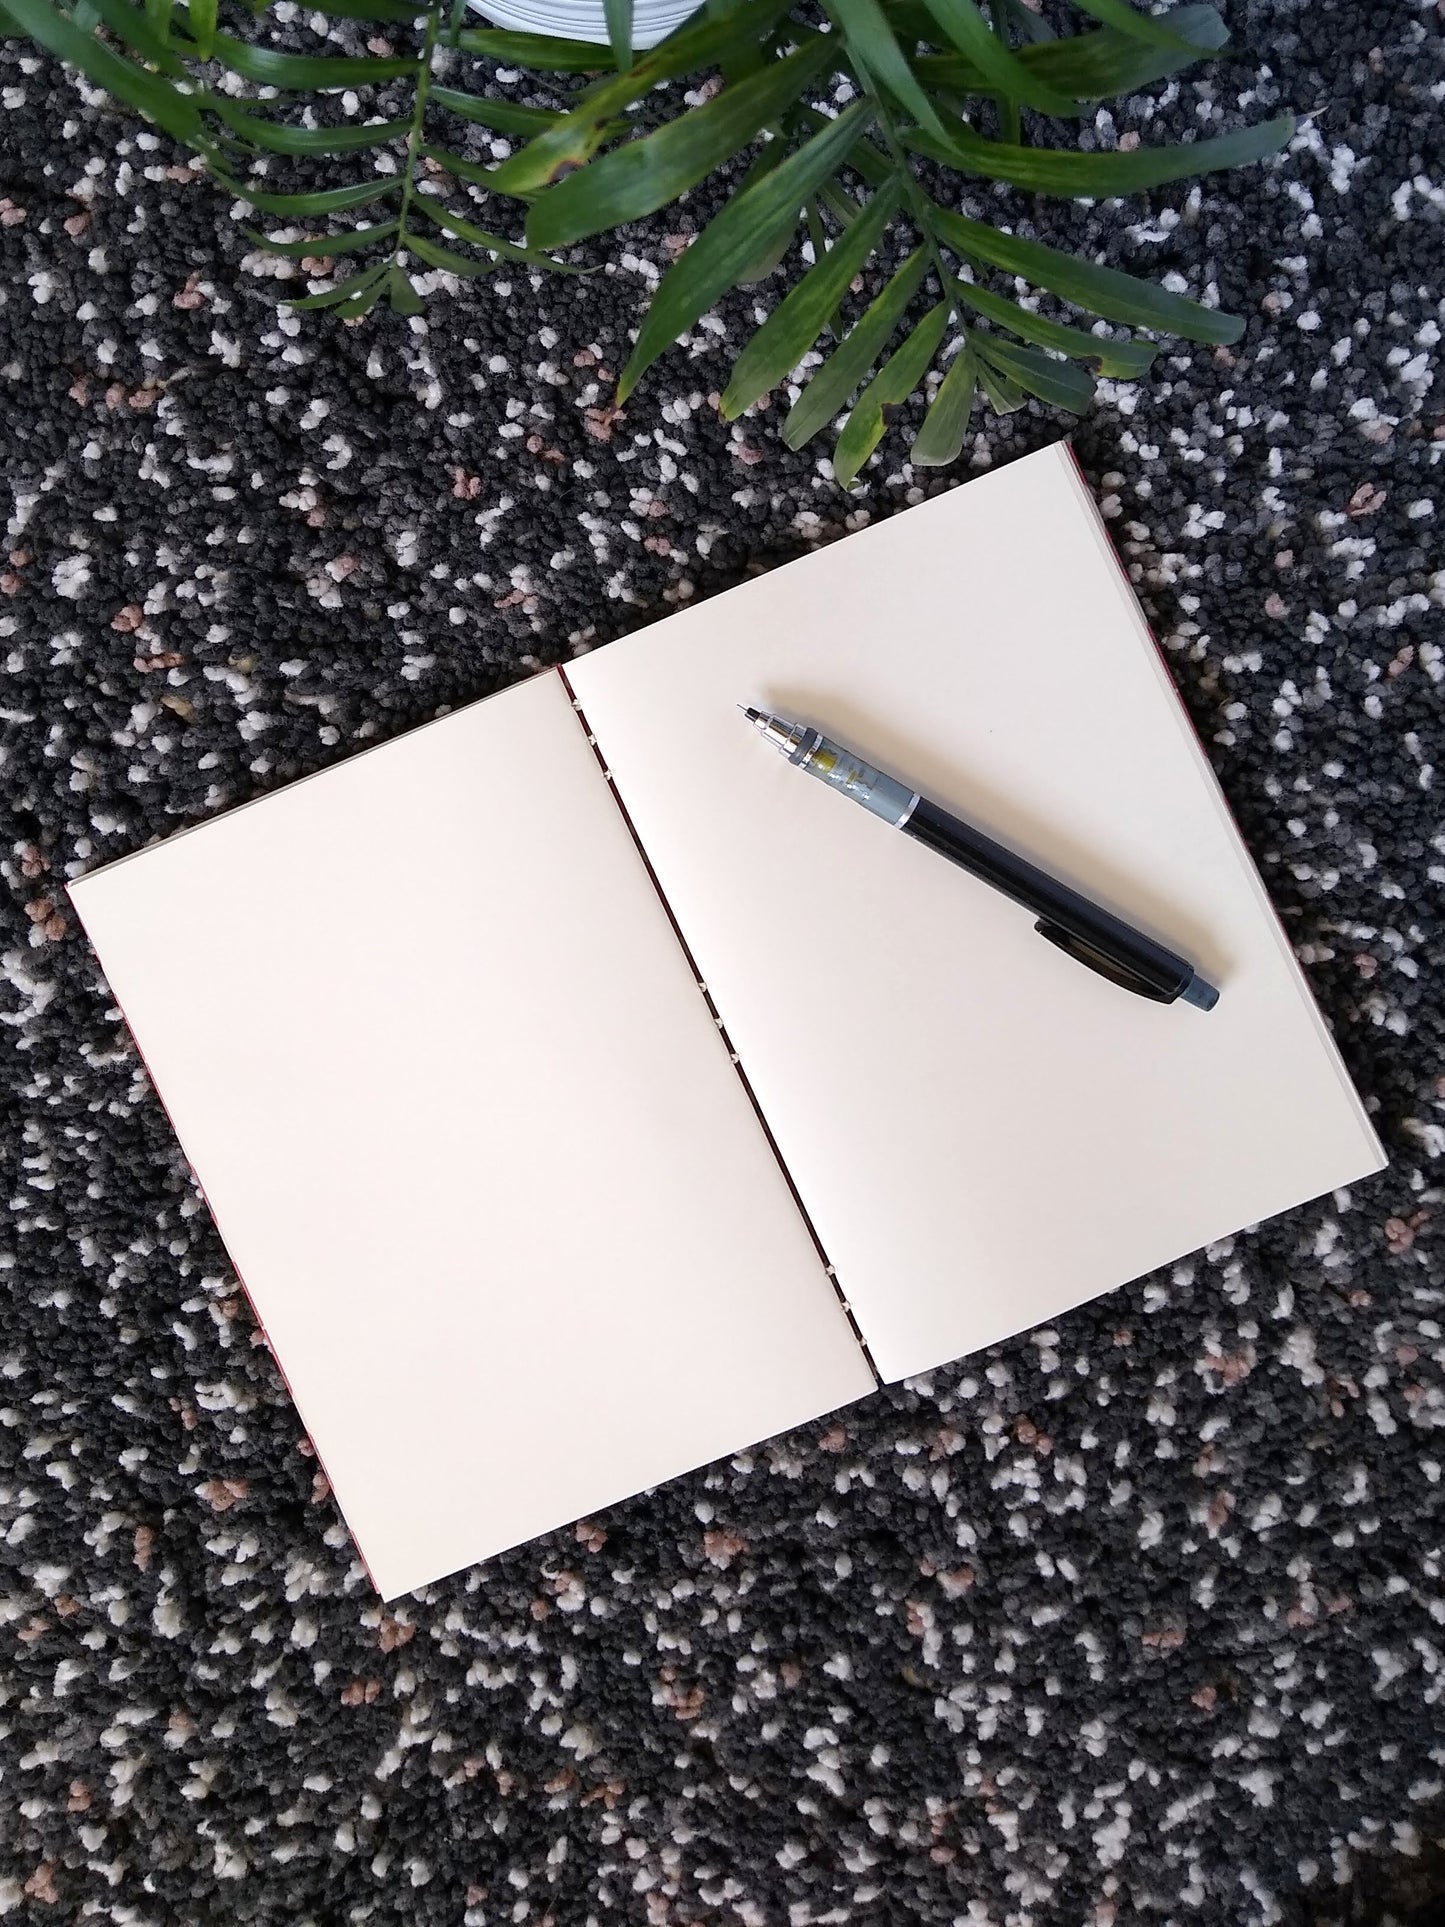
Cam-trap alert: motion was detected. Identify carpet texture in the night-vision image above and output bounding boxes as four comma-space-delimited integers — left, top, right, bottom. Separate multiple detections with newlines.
1, 0, 1442, 1920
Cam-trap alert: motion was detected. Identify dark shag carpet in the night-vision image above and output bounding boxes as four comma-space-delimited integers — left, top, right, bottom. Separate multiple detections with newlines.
2, 0, 1443, 1920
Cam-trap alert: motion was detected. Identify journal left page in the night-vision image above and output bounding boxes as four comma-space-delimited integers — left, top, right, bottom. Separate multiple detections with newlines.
68, 668, 875, 1599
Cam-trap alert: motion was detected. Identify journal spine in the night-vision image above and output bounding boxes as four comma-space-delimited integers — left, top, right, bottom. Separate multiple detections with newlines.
556, 665, 882, 1389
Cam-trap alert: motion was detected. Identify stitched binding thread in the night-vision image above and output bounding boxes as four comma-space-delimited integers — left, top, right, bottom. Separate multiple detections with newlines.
556, 664, 882, 1389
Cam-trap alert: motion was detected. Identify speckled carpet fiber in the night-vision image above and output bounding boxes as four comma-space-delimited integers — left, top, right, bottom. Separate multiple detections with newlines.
1, 0, 1443, 1921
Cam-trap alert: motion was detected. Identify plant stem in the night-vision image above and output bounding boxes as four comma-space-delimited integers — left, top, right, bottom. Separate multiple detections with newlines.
859, 75, 964, 345
984, 0, 1020, 142
392, 0, 445, 274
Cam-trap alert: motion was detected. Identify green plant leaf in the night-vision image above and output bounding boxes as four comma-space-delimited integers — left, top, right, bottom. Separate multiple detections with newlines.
604, 0, 632, 70
990, 0, 1021, 143
832, 301, 949, 486
412, 194, 571, 269
82, 0, 190, 74
722, 177, 902, 418
795, 104, 894, 188
211, 103, 413, 155
404, 229, 499, 276
734, 222, 802, 286
318, 0, 422, 19
484, 114, 611, 195
817, 179, 863, 226
917, 0, 1084, 117
882, 0, 948, 39
187, 0, 215, 56
287, 262, 388, 310
616, 97, 877, 404
804, 199, 829, 301
975, 354, 1026, 411
708, 0, 766, 82
915, 8, 1225, 100
3, 0, 202, 140
526, 38, 836, 250
387, 262, 425, 313
910, 344, 976, 465
952, 277, 1156, 374
974, 334, 1095, 409
997, 0, 1054, 43
455, 24, 611, 68
1024, 2, 1224, 94
731, 137, 803, 283
931, 203, 1242, 342
782, 246, 928, 448
909, 111, 1295, 196
822, 0, 950, 142
430, 86, 562, 136
488, 0, 796, 193
213, 169, 403, 216
210, 31, 420, 86
336, 279, 387, 319
1064, 0, 1204, 55
576, 0, 798, 104
245, 218, 400, 257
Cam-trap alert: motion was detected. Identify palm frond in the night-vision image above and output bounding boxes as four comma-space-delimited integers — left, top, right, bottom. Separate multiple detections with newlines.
5, 0, 1293, 478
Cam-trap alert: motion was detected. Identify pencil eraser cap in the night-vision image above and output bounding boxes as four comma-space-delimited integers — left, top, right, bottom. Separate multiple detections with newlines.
1180, 972, 1220, 1011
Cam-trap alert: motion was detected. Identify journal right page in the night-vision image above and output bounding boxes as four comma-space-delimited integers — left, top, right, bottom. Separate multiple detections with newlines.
567, 443, 1385, 1384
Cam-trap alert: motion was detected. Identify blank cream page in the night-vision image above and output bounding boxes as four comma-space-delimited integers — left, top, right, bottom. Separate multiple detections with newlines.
69, 669, 874, 1599
567, 443, 1384, 1384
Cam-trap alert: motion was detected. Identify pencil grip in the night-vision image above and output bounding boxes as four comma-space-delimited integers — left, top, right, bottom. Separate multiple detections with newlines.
795, 735, 917, 827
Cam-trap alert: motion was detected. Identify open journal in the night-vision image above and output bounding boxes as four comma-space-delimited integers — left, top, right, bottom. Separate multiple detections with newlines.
68, 442, 1385, 1599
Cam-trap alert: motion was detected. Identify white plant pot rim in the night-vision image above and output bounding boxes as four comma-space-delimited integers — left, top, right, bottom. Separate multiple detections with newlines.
465, 0, 697, 48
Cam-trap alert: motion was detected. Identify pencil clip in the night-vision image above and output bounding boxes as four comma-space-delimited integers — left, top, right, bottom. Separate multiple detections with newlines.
1033, 921, 1173, 1002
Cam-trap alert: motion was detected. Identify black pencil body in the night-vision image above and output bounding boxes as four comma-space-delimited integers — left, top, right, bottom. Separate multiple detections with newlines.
902, 795, 1207, 1005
